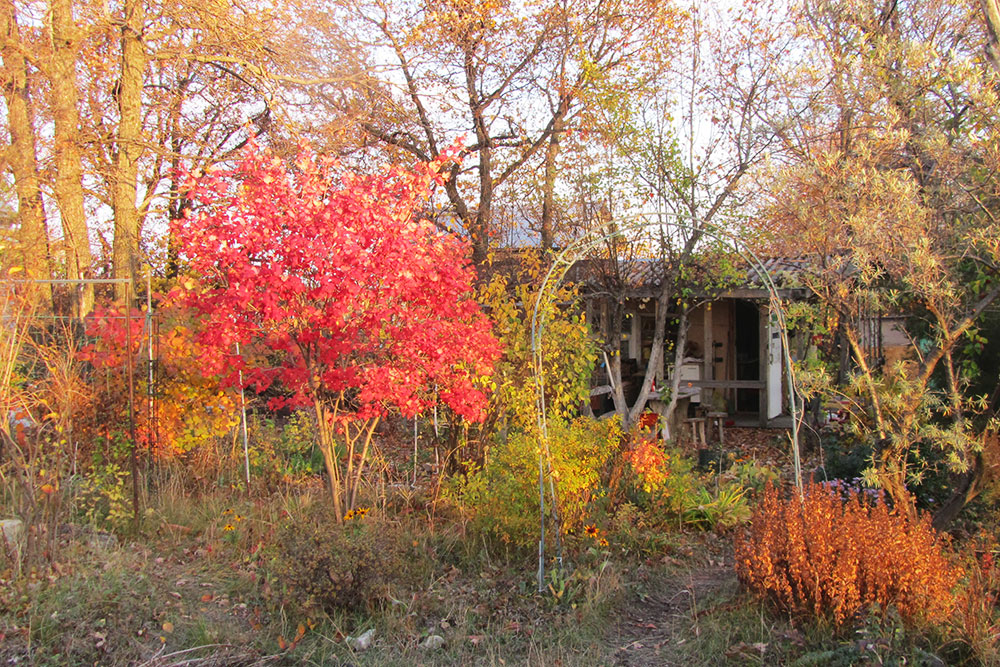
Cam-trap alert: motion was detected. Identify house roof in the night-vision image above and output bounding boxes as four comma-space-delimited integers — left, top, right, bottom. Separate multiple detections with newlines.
744, 256, 815, 289
477, 248, 815, 299
566, 256, 813, 299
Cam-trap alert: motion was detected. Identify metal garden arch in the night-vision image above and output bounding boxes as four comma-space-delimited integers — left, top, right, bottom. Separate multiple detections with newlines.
530, 212, 805, 592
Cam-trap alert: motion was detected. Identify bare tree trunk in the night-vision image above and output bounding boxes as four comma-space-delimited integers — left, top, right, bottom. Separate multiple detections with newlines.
621, 225, 704, 432
315, 399, 344, 523
472, 156, 491, 265
464, 45, 492, 266
112, 0, 145, 299
983, 0, 1000, 71
347, 418, 380, 511
49, 0, 93, 314
540, 109, 567, 250
932, 454, 983, 532
877, 455, 917, 521
932, 413, 999, 531
661, 309, 690, 429
627, 281, 675, 426
164, 73, 191, 280
1, 0, 50, 303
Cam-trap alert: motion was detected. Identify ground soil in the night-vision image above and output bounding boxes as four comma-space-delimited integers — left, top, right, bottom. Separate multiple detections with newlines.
609, 566, 740, 666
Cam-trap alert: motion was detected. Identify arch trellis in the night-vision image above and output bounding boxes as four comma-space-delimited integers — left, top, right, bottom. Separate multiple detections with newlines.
530, 212, 805, 592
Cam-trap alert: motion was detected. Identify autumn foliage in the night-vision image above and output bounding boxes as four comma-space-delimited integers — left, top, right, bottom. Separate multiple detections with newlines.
623, 437, 670, 493
172, 142, 499, 516
735, 482, 962, 628
81, 303, 238, 458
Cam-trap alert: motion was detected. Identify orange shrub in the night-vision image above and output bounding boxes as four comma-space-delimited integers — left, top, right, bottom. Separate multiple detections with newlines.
735, 482, 961, 628
952, 537, 1000, 663
81, 303, 238, 459
623, 436, 670, 492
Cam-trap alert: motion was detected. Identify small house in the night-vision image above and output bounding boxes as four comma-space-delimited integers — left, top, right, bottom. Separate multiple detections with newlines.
570, 257, 905, 429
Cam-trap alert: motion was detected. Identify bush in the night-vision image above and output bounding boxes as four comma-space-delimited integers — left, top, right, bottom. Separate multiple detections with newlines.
681, 485, 751, 531
453, 418, 619, 547
735, 482, 962, 628
617, 438, 750, 531
76, 462, 132, 534
949, 533, 1000, 665
270, 507, 392, 615
721, 455, 779, 496
619, 439, 699, 514
246, 411, 324, 488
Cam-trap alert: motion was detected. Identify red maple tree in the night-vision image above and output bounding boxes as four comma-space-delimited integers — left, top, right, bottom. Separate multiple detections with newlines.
172, 141, 499, 517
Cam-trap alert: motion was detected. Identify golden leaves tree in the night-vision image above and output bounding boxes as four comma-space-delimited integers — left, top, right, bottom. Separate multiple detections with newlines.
762, 0, 1000, 523
340, 0, 679, 264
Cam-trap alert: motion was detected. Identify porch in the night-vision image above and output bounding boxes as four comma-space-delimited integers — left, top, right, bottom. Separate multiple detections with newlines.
586, 294, 792, 429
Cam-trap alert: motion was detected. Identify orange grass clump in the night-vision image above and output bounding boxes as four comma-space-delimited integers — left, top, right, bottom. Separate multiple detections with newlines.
735, 481, 962, 628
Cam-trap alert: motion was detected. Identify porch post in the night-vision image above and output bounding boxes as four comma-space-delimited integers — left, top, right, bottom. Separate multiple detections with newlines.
758, 301, 768, 427
630, 306, 640, 360
703, 302, 714, 406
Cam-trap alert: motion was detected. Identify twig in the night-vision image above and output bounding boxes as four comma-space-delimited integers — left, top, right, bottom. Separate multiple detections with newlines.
136, 643, 237, 667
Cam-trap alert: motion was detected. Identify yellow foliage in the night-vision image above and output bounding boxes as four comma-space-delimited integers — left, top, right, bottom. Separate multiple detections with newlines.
454, 418, 620, 546
476, 253, 597, 433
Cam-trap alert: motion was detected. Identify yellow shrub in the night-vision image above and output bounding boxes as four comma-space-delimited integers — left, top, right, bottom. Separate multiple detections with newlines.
455, 418, 620, 547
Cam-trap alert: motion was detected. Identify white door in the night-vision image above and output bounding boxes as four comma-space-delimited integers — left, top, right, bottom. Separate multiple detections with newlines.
767, 310, 782, 420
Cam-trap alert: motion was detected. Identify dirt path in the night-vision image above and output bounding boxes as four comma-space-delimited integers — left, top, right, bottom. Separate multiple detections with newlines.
609, 566, 740, 666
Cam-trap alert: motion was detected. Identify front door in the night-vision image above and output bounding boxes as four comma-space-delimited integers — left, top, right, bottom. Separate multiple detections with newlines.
734, 300, 759, 413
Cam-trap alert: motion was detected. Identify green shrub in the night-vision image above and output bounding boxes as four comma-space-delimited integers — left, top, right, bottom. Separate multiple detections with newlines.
76, 462, 132, 534
721, 456, 779, 496
680, 485, 751, 531
616, 440, 750, 531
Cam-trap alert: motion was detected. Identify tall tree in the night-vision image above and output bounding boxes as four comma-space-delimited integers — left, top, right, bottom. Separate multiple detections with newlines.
174, 143, 500, 518
1, 0, 335, 307
983, 0, 1000, 70
343, 0, 676, 264
48, 0, 94, 312
110, 0, 145, 298
762, 0, 1000, 520
579, 0, 793, 429
0, 0, 49, 299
